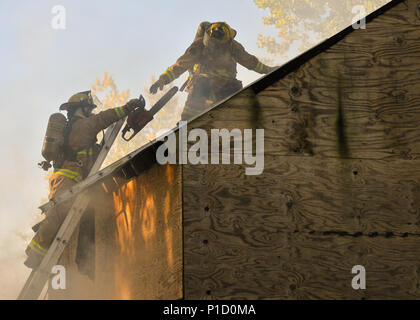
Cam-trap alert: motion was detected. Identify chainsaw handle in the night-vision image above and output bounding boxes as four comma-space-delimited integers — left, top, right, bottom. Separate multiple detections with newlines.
121, 126, 138, 142
137, 95, 146, 109
120, 89, 175, 142
121, 94, 145, 142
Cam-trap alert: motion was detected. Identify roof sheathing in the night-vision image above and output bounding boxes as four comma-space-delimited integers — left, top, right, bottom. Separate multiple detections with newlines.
100, 0, 403, 182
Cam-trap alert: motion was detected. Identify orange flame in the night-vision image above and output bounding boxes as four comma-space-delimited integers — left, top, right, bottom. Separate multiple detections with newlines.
112, 180, 138, 299
164, 191, 173, 269
110, 165, 176, 299
164, 165, 175, 269
139, 188, 156, 244
166, 165, 174, 185
113, 180, 136, 259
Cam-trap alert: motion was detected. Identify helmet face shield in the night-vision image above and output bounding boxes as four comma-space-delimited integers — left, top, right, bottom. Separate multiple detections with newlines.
203, 22, 237, 48
210, 25, 226, 40
80, 90, 94, 105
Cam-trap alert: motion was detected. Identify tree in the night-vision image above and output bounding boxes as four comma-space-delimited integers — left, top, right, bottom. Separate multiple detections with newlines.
90, 72, 182, 167
254, 0, 389, 60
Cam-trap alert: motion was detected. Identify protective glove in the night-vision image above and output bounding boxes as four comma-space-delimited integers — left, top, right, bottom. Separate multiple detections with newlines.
150, 79, 164, 94
125, 96, 146, 113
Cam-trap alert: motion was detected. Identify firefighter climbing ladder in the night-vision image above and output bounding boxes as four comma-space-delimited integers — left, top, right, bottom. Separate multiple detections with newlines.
18, 87, 179, 300
17, 118, 125, 300
38, 86, 179, 214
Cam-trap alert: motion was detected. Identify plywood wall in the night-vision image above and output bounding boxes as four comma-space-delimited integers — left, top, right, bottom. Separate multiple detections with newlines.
183, 0, 420, 299
50, 163, 183, 299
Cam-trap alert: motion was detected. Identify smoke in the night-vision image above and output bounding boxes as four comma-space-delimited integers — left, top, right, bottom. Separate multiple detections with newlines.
0, 3, 57, 299
0, 151, 46, 299
0, 227, 32, 299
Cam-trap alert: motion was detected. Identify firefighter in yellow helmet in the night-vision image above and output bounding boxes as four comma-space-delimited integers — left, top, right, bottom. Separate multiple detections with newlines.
24, 91, 144, 270
150, 22, 276, 121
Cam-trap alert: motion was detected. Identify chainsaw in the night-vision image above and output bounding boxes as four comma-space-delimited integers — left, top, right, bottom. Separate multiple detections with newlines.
122, 86, 179, 141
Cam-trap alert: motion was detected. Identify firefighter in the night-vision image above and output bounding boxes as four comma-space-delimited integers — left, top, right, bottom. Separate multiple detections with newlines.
24, 91, 144, 269
149, 21, 276, 120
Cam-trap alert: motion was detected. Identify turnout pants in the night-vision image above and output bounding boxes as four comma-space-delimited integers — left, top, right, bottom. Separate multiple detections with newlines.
181, 77, 243, 121
25, 174, 76, 260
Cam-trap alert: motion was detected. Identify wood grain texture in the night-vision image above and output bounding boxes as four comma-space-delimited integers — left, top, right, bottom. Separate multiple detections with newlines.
183, 155, 420, 299
360, 237, 420, 299
183, 0, 420, 299
183, 155, 420, 235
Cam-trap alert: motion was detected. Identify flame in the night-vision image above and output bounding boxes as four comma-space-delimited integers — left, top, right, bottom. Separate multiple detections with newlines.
110, 165, 176, 299
139, 189, 156, 244
112, 179, 138, 299
164, 191, 173, 269
164, 164, 175, 269
113, 180, 136, 258
166, 165, 174, 185
112, 178, 160, 299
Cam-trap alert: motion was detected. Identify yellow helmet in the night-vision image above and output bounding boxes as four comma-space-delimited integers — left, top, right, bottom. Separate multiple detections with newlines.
59, 90, 96, 111
203, 22, 237, 48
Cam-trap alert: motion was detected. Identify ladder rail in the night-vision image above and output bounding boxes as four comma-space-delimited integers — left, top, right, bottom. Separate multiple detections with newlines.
17, 118, 125, 300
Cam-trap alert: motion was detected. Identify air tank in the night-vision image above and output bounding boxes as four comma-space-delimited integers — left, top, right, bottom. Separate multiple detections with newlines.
41, 113, 67, 163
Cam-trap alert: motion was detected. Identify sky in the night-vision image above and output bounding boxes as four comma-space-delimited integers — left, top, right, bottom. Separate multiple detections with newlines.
0, 0, 388, 299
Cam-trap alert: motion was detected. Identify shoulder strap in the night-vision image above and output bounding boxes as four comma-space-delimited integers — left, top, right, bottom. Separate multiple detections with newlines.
52, 120, 70, 169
